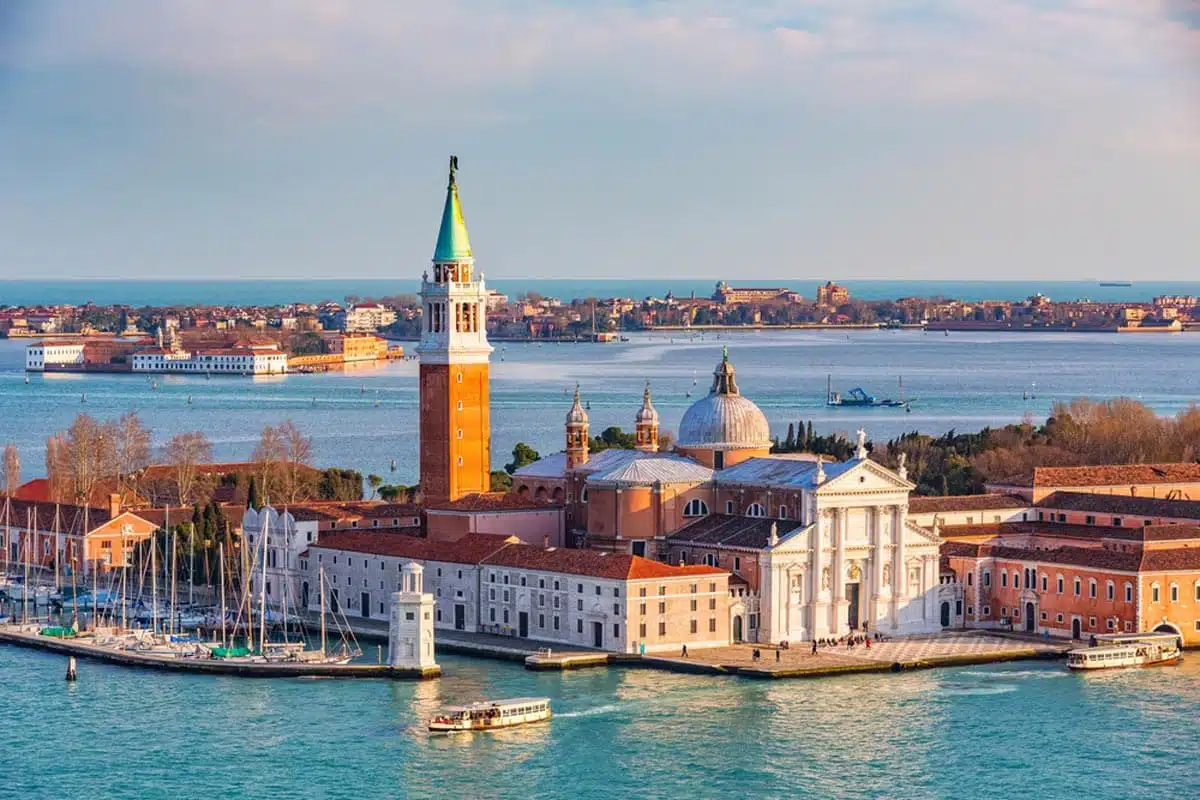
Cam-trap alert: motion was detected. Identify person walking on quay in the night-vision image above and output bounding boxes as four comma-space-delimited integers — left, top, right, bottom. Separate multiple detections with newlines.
681, 644, 689, 658
776, 649, 781, 662
812, 640, 818, 656
865, 636, 871, 650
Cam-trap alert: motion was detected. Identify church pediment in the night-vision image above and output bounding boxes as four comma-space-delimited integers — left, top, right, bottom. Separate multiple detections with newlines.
816, 459, 914, 494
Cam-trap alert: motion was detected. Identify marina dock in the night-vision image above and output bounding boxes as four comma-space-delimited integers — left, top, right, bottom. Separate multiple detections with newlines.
0, 627, 439, 680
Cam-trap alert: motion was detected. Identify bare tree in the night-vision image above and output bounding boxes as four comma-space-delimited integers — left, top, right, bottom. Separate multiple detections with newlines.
166, 431, 213, 506
109, 411, 152, 503
60, 413, 116, 505
253, 424, 287, 504
1, 444, 19, 497
45, 434, 68, 503
278, 420, 314, 504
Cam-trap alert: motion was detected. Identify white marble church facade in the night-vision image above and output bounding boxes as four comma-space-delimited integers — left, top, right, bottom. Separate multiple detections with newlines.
755, 457, 942, 642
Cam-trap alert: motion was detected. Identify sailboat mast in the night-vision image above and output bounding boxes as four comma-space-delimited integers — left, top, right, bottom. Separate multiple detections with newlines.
219, 542, 227, 648
53, 504, 60, 597
23, 508, 31, 624
319, 567, 327, 657
86, 506, 97, 627
188, 522, 194, 609
258, 514, 268, 653
120, 525, 128, 630
151, 531, 158, 635
170, 526, 178, 636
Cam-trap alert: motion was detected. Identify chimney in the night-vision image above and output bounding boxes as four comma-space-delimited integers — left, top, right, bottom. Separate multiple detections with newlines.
109, 493, 121, 518
543, 535, 550, 549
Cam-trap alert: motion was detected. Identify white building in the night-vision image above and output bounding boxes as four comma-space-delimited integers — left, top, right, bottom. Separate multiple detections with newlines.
25, 341, 86, 371
132, 343, 288, 374
243, 506, 323, 610
341, 304, 397, 333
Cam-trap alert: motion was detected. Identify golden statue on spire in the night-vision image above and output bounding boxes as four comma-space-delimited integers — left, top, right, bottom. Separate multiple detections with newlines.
448, 155, 459, 188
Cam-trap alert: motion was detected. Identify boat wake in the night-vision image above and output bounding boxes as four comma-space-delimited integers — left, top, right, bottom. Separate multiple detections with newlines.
960, 669, 1066, 680
942, 685, 1018, 697
555, 704, 622, 719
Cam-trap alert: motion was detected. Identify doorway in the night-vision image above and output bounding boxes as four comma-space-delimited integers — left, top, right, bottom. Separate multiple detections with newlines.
733, 615, 743, 642
454, 604, 466, 631
301, 582, 309, 610
846, 583, 860, 631
330, 589, 340, 614
1071, 618, 1082, 639
940, 601, 951, 627
1025, 603, 1036, 633
519, 611, 529, 638
631, 541, 647, 558
360, 592, 371, 619
592, 621, 604, 648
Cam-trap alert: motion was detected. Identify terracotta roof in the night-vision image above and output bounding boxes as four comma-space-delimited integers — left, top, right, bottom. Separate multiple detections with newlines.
1140, 524, 1200, 542
1032, 463, 1200, 489
293, 501, 423, 520
136, 505, 246, 529
668, 514, 805, 549
13, 478, 52, 503
309, 531, 515, 564
1036, 492, 1200, 521
481, 546, 727, 581
939, 521, 1147, 542
0, 498, 157, 533
425, 493, 560, 512
908, 494, 1028, 514
1139, 548, 1200, 571
942, 541, 1142, 572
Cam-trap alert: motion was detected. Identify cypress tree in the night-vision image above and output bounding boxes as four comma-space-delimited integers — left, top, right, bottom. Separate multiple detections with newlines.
247, 475, 260, 510
806, 420, 814, 446
784, 423, 795, 451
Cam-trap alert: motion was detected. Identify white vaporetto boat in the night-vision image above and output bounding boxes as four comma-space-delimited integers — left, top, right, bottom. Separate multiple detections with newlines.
429, 698, 552, 732
1067, 633, 1182, 670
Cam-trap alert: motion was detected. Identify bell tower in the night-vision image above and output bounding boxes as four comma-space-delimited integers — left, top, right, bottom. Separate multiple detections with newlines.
634, 381, 659, 452
418, 156, 493, 504
565, 384, 590, 469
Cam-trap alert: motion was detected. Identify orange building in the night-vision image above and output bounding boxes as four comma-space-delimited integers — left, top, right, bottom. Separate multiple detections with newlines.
417, 157, 493, 504
987, 463, 1200, 502
2, 496, 159, 576
941, 521, 1200, 646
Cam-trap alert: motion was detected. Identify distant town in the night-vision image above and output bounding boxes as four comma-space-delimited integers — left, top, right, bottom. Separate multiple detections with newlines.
4, 282, 1198, 375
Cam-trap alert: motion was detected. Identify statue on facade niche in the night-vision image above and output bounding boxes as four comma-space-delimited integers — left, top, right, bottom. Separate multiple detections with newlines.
882, 565, 891, 587
897, 452, 908, 480
848, 563, 861, 581
821, 567, 830, 590
855, 427, 868, 460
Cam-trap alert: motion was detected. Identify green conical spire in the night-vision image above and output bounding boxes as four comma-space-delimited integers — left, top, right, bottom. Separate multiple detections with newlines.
433, 155, 473, 262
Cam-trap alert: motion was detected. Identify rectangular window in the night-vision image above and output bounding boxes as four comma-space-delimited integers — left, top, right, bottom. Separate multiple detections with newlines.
554, 616, 560, 631
1113, 517, 1122, 527
659, 601, 666, 614
613, 588, 620, 598
613, 604, 620, 615
734, 557, 741, 571
1125, 585, 1133, 603
639, 623, 647, 638
690, 620, 697, 634
690, 599, 697, 612
639, 587, 647, 597
1041, 576, 1048, 592
709, 618, 717, 633
690, 584, 697, 593
539, 614, 545, 628
577, 584, 583, 593
595, 586, 601, 596
489, 608, 496, 622
613, 624, 620, 639
1107, 584, 1114, 601
1057, 577, 1064, 594
658, 622, 667, 636
578, 599, 583, 611
503, 610, 509, 624
640, 603, 646, 615
1001, 572, 1007, 588
577, 619, 583, 633
709, 598, 717, 610
1085, 515, 1096, 525
554, 580, 560, 591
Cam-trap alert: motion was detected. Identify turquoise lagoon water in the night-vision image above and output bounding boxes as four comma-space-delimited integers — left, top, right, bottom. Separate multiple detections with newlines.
1, 644, 1197, 799
2, 329, 1198, 486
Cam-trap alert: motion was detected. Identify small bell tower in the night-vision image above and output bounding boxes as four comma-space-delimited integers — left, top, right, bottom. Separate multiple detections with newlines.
565, 384, 590, 469
634, 381, 659, 453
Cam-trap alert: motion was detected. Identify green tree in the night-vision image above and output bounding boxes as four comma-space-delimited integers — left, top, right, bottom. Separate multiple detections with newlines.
505, 442, 540, 474
784, 423, 796, 450
490, 470, 513, 492
367, 474, 383, 499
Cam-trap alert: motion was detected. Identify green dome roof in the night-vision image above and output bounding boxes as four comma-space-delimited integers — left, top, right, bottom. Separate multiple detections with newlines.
433, 156, 472, 262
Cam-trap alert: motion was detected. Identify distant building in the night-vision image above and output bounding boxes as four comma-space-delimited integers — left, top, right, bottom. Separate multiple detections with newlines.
712, 281, 797, 305
816, 281, 850, 307
340, 304, 397, 332
131, 342, 288, 374
986, 463, 1200, 503
25, 341, 86, 371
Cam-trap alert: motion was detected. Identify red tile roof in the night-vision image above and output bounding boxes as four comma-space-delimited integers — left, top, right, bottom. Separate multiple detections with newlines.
908, 494, 1028, 514
309, 531, 515, 564
1036, 491, 1200, 521
1032, 463, 1200, 489
291, 501, 422, 520
481, 546, 726, 581
426, 492, 561, 512
1140, 524, 1200, 542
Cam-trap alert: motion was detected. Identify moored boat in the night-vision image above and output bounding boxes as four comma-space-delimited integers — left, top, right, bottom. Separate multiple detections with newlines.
1067, 633, 1182, 670
429, 698, 552, 732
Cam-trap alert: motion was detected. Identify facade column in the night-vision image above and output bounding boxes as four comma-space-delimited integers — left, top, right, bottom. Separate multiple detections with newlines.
891, 505, 905, 628
810, 513, 826, 638
872, 506, 885, 626
833, 508, 847, 635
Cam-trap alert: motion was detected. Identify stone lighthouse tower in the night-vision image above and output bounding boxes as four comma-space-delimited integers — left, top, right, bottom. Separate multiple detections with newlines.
388, 561, 437, 671
565, 384, 590, 469
418, 156, 493, 504
634, 382, 659, 452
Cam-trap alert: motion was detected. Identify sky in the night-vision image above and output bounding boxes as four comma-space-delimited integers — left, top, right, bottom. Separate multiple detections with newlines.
0, 1, 1198, 282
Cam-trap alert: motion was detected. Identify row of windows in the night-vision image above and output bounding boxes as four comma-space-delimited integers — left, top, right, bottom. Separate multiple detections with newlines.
681, 499, 795, 520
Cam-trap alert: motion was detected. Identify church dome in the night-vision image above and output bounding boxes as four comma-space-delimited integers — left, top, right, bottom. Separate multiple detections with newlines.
635, 382, 659, 426
676, 349, 771, 450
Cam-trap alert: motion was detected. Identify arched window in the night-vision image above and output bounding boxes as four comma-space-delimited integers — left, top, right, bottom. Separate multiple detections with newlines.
683, 499, 709, 518
778, 506, 788, 520
982, 570, 991, 587
1124, 582, 1133, 603
1170, 583, 1179, 603
705, 553, 718, 567
1151, 583, 1160, 603
967, 573, 973, 587
1106, 580, 1114, 601
580, 487, 589, 503
1088, 579, 1096, 599
746, 503, 766, 518
725, 501, 734, 515
1073, 577, 1081, 597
